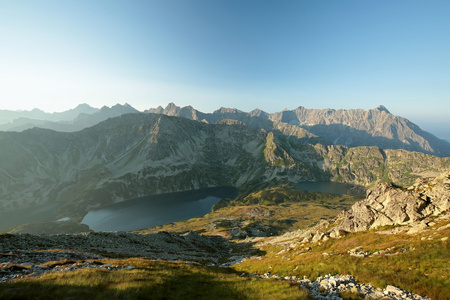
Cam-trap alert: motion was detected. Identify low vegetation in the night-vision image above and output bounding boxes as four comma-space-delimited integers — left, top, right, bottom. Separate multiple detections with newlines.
0, 258, 312, 300
234, 221, 450, 300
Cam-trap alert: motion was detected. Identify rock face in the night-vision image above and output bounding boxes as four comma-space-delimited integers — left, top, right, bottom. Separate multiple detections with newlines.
148, 103, 450, 157
337, 170, 450, 232
0, 114, 271, 214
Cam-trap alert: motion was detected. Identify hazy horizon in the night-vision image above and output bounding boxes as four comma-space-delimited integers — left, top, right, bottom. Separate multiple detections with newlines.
1, 101, 449, 142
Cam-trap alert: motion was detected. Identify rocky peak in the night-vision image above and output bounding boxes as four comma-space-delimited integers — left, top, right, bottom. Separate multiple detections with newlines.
214, 107, 243, 114
147, 105, 164, 114
163, 102, 181, 116
249, 108, 269, 119
374, 105, 390, 114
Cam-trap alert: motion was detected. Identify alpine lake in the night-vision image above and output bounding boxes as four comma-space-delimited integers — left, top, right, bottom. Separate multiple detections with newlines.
82, 187, 238, 231
82, 182, 351, 232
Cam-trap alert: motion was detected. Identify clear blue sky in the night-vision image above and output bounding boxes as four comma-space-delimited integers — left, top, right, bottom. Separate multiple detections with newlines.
0, 0, 449, 138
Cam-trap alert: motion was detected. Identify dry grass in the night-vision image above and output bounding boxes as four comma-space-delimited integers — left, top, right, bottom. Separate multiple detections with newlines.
235, 225, 450, 300
0, 258, 313, 300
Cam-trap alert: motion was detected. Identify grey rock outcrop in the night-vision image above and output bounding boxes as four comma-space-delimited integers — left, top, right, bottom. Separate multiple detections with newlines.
337, 170, 450, 232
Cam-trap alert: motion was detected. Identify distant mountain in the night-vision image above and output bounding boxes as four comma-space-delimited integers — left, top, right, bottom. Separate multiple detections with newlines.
4, 102, 448, 157
0, 103, 138, 132
147, 103, 450, 157
0, 103, 98, 124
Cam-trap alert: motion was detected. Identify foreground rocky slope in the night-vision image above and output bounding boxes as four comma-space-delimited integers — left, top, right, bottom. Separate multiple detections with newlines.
261, 170, 450, 245
0, 231, 229, 264
233, 170, 450, 299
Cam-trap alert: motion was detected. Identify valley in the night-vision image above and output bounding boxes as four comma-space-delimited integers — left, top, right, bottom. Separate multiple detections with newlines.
0, 104, 449, 299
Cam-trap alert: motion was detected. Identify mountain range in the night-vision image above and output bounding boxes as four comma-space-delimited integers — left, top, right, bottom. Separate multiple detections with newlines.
2, 103, 449, 156
1, 104, 449, 231
148, 103, 450, 157
0, 103, 138, 132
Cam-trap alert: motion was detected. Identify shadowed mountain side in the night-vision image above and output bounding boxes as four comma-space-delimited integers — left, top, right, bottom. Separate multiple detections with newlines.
304, 123, 443, 153
0, 113, 308, 218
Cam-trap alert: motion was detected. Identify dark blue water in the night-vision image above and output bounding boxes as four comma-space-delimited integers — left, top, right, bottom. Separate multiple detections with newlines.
295, 182, 350, 194
82, 187, 237, 231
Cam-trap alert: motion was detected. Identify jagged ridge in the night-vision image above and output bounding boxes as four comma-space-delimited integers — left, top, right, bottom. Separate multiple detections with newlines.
148, 103, 450, 157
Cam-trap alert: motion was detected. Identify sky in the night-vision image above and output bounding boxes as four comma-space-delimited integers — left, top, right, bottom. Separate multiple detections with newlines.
0, 0, 449, 138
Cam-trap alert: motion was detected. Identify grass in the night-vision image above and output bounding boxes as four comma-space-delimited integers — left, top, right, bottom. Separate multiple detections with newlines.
234, 223, 450, 300
0, 258, 313, 300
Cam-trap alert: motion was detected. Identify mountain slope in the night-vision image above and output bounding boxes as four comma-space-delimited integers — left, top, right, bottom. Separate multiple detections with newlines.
148, 103, 450, 157
0, 114, 272, 217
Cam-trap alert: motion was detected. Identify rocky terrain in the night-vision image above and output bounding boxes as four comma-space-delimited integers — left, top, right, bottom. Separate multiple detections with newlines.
260, 170, 450, 246
148, 103, 450, 156
336, 170, 450, 232
0, 229, 439, 299
244, 273, 430, 300
0, 231, 229, 264
0, 230, 230, 284
232, 170, 450, 299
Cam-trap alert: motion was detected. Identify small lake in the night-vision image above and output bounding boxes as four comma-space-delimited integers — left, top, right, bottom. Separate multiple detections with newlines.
82, 187, 237, 232
295, 182, 350, 194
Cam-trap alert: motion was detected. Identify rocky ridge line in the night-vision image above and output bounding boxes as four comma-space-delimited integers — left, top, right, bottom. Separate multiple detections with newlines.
148, 103, 450, 156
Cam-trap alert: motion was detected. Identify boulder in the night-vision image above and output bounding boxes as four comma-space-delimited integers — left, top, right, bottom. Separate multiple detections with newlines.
336, 170, 450, 232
